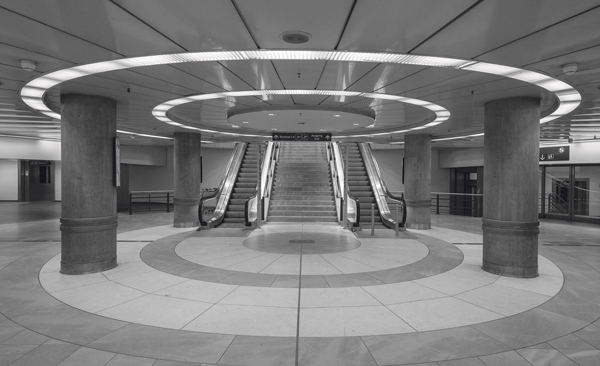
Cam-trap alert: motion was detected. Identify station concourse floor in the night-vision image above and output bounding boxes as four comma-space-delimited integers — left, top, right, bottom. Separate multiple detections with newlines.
1, 202, 600, 365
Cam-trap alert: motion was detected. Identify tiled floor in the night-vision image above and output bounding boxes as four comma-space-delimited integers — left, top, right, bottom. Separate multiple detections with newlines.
1, 202, 600, 365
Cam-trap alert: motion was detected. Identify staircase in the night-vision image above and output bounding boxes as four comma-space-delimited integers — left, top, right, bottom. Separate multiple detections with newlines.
221, 143, 259, 225
268, 142, 337, 222
343, 143, 384, 226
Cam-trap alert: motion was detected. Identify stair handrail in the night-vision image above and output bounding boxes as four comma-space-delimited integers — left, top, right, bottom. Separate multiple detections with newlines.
245, 141, 276, 226
358, 142, 407, 228
333, 142, 360, 227
327, 142, 342, 222
199, 142, 247, 228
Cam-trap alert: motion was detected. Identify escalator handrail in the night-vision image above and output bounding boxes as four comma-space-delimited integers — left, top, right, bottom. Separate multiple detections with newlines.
244, 141, 276, 226
199, 142, 247, 227
359, 142, 406, 228
334, 142, 361, 227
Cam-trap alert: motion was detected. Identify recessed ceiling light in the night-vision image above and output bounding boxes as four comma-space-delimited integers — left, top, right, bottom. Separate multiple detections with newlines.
353, 123, 359, 125
271, 128, 277, 130
281, 31, 311, 44
242, 121, 249, 123
268, 113, 275, 116
334, 114, 340, 117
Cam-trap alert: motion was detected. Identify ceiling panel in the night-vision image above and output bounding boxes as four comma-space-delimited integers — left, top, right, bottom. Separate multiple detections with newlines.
339, 0, 477, 52
413, 0, 600, 61
112, 0, 256, 51
0, 7, 120, 63
0, 0, 184, 57
235, 0, 354, 49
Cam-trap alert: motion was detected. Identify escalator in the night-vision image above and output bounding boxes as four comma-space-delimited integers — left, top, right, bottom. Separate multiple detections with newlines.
336, 142, 406, 230
200, 142, 277, 229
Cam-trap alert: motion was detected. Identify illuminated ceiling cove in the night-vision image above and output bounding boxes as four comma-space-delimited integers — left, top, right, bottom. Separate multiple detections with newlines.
2, 1, 600, 147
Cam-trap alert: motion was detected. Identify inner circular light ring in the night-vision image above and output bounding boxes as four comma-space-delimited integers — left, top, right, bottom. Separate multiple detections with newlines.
19, 49, 581, 140
152, 90, 450, 137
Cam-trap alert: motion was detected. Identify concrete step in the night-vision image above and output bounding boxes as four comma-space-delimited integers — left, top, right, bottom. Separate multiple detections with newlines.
269, 210, 336, 216
271, 191, 333, 196
223, 217, 245, 223
270, 206, 335, 212
270, 195, 334, 201
270, 201, 335, 207
268, 216, 338, 223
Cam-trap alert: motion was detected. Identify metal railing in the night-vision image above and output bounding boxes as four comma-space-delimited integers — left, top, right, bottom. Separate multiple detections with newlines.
359, 143, 407, 229
245, 141, 277, 227
429, 192, 483, 217
330, 142, 360, 228
129, 190, 174, 214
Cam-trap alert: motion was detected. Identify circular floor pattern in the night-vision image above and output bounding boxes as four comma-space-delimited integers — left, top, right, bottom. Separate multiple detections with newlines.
242, 231, 361, 254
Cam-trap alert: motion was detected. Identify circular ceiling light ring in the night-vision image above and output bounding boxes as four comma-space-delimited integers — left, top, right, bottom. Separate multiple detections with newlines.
19, 49, 581, 140
152, 90, 450, 137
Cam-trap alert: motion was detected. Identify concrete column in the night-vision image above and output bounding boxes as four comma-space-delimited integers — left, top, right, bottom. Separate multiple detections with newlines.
482, 97, 540, 278
60, 94, 117, 274
173, 132, 202, 228
404, 134, 431, 229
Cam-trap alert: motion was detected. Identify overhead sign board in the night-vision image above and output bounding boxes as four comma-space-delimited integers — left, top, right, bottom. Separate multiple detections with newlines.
272, 132, 332, 141
539, 146, 569, 162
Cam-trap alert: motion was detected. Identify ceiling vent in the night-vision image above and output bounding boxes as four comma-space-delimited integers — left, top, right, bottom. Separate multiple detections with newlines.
281, 31, 311, 44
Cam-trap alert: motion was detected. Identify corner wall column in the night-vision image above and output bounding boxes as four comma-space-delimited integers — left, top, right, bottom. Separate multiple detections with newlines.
483, 97, 540, 278
60, 94, 117, 274
404, 134, 431, 229
173, 132, 201, 228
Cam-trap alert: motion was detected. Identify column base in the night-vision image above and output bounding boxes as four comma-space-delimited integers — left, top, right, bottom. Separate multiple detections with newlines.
61, 257, 117, 275
406, 223, 431, 230
174, 221, 199, 228
482, 260, 538, 278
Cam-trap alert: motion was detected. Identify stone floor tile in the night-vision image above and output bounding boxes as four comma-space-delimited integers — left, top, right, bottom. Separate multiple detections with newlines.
300, 287, 380, 308
559, 349, 600, 366
217, 335, 296, 366
0, 345, 37, 366
472, 309, 589, 349
11, 304, 128, 345
182, 304, 297, 337
548, 334, 597, 350
478, 350, 532, 366
1, 329, 49, 345
300, 306, 414, 337
56, 346, 116, 366
437, 358, 485, 366
88, 324, 234, 364
456, 283, 551, 316
0, 326, 25, 343
105, 354, 157, 366
574, 325, 600, 349
297, 337, 377, 366
219, 286, 298, 308
8, 342, 80, 366
517, 348, 577, 366
362, 327, 511, 365
388, 297, 503, 331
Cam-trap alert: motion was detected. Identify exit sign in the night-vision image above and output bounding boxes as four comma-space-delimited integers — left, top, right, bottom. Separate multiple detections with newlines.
539, 146, 569, 162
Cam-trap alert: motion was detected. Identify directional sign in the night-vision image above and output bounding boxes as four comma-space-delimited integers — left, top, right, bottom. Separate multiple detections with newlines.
539, 146, 569, 162
272, 132, 331, 141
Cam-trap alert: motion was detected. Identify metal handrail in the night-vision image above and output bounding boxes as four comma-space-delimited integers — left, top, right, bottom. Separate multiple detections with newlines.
129, 190, 173, 214
199, 142, 247, 228
359, 143, 407, 229
245, 141, 277, 226
333, 142, 360, 228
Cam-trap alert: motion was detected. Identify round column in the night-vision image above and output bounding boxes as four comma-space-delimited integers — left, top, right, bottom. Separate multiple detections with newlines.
60, 94, 117, 274
483, 97, 540, 278
174, 132, 202, 228
404, 134, 431, 230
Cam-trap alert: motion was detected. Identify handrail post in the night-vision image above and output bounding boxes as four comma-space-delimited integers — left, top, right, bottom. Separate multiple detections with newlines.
129, 192, 132, 215
395, 204, 399, 237
256, 144, 262, 229
371, 203, 375, 236
343, 145, 348, 229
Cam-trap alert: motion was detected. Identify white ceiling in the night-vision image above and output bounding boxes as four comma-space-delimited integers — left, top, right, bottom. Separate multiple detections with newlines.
1, 0, 600, 148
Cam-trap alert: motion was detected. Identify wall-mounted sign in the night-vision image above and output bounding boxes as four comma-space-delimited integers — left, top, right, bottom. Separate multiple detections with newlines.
272, 132, 331, 141
539, 146, 569, 162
